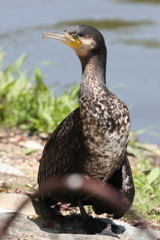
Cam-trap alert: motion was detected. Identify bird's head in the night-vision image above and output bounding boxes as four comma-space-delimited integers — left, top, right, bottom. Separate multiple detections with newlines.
42, 24, 106, 58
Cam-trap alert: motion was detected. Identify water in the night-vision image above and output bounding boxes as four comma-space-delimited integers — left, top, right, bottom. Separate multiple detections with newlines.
0, 0, 160, 144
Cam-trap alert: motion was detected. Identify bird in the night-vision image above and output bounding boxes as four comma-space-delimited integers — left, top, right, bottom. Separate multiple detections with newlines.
38, 24, 135, 235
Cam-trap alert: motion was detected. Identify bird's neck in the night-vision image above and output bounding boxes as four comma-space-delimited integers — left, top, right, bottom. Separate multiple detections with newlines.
80, 48, 107, 86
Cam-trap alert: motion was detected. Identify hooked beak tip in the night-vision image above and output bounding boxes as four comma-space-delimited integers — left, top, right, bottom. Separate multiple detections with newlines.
42, 32, 48, 39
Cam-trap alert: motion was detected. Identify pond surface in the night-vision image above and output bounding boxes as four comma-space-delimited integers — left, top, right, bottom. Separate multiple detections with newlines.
0, 0, 160, 144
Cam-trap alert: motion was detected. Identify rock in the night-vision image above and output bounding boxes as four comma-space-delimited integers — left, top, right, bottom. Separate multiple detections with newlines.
39, 132, 49, 139
0, 193, 36, 215
114, 220, 160, 240
0, 163, 25, 176
19, 140, 43, 150
0, 193, 160, 240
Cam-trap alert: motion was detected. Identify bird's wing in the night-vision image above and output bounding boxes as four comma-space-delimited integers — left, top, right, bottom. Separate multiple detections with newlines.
38, 107, 81, 186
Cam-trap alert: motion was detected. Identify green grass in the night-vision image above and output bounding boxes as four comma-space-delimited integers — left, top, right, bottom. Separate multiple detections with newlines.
133, 161, 160, 218
131, 158, 160, 222
0, 51, 79, 133
0, 51, 160, 224
127, 132, 160, 223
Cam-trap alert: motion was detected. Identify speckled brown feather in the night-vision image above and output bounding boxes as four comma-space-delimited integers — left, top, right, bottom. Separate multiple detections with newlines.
38, 108, 81, 185
92, 156, 135, 218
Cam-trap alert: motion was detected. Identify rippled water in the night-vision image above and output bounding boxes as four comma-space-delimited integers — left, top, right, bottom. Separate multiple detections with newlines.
0, 0, 160, 144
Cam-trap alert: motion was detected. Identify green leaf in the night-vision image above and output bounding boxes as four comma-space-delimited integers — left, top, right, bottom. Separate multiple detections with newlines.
40, 61, 54, 66
147, 167, 160, 186
13, 54, 27, 71
133, 124, 160, 136
34, 68, 48, 92
22, 149, 36, 155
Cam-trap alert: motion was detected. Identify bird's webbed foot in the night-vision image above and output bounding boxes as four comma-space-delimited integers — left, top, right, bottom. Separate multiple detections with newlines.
78, 199, 121, 237
85, 216, 121, 237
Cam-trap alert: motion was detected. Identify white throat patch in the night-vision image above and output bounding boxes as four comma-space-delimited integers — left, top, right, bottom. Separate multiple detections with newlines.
74, 38, 97, 57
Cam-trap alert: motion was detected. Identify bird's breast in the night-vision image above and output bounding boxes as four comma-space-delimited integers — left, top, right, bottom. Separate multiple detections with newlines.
79, 92, 130, 180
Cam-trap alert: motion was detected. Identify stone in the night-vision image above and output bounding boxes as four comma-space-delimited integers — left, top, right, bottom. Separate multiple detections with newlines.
0, 193, 36, 215
0, 193, 159, 240
0, 163, 25, 177
19, 140, 43, 150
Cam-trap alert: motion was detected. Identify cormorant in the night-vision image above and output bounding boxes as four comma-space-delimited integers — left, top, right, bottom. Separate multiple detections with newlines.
38, 25, 135, 235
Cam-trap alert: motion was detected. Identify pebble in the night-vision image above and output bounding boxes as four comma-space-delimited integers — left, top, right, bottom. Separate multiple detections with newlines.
0, 162, 25, 176
19, 140, 43, 150
39, 132, 49, 139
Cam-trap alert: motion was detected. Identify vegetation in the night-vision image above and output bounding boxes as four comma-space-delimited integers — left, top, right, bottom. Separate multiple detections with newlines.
55, 19, 154, 31
0, 51, 160, 225
127, 136, 160, 224
0, 51, 79, 133
122, 39, 160, 48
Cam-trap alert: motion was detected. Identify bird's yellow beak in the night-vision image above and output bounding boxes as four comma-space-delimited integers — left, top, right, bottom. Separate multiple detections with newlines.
42, 32, 81, 49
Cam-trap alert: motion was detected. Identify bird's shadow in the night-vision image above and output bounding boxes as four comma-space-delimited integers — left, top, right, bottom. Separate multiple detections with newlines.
30, 199, 126, 236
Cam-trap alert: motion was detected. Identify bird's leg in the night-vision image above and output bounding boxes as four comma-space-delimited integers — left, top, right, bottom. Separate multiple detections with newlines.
77, 199, 120, 237
77, 199, 89, 221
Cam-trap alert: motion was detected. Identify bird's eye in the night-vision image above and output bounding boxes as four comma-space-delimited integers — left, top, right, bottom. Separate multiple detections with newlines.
73, 34, 80, 39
